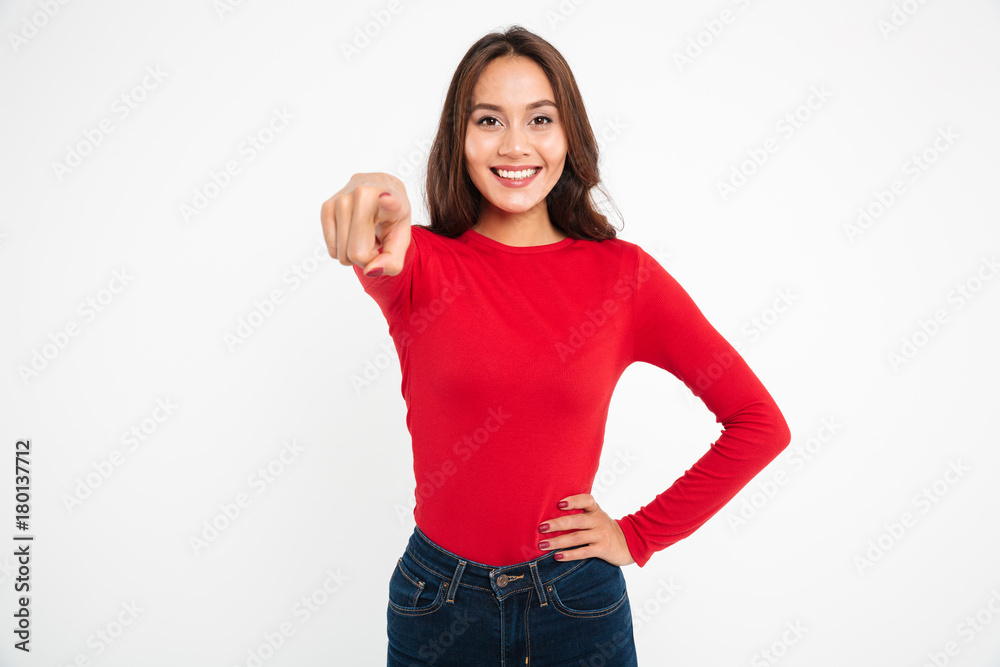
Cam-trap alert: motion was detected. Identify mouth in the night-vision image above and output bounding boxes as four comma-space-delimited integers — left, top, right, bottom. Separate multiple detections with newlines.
490, 166, 541, 187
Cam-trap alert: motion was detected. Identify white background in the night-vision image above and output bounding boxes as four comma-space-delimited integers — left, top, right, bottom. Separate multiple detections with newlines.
2, 0, 999, 665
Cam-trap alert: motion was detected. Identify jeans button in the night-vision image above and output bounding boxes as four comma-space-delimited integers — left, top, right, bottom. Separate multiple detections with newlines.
496, 574, 509, 587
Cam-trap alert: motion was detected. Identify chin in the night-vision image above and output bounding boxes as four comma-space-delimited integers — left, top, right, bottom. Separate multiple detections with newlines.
487, 196, 542, 214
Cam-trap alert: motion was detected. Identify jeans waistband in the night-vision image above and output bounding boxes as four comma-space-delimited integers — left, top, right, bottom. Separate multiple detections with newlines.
405, 525, 592, 607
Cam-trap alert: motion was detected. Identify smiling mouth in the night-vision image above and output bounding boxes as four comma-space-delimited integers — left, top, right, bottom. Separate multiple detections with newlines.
490, 167, 541, 181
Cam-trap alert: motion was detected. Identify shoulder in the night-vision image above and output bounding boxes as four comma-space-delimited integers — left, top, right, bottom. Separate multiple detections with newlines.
598, 236, 660, 259
598, 237, 669, 273
408, 224, 464, 260
568, 235, 649, 268
403, 224, 476, 271
410, 225, 454, 239
409, 224, 459, 250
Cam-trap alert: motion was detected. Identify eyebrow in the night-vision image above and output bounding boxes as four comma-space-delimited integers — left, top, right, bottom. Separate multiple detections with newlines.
469, 99, 558, 114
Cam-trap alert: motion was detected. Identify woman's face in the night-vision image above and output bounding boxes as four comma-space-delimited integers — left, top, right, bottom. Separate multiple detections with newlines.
464, 56, 567, 221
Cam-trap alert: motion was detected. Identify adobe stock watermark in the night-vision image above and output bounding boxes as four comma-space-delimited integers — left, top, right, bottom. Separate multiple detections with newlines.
887, 253, 998, 371
716, 84, 833, 202
592, 448, 638, 496
17, 267, 135, 384
730, 288, 798, 358
224, 237, 331, 352
877, 0, 933, 40
394, 406, 512, 525
750, 620, 808, 666
51, 65, 168, 182
189, 438, 305, 556
853, 459, 969, 575
555, 256, 653, 363
595, 115, 628, 154
61, 397, 180, 513
232, 567, 350, 667
414, 610, 480, 665
351, 273, 469, 377
352, 275, 470, 393
350, 340, 399, 395
179, 106, 295, 225
214, 0, 249, 21
578, 624, 635, 667
674, 301, 764, 407
843, 126, 958, 244
7, 0, 73, 53
0, 555, 17, 586
397, 135, 433, 179
631, 577, 682, 636
56, 600, 143, 666
646, 245, 673, 267
727, 417, 841, 533
670, 344, 740, 409
350, 275, 469, 394
544, 0, 591, 28
673, 0, 756, 73
339, 0, 403, 63
917, 587, 1000, 667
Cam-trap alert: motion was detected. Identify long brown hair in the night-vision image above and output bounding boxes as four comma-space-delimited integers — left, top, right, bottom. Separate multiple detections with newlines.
422, 25, 621, 241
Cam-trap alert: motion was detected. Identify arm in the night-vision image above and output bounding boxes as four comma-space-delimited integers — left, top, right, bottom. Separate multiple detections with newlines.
616, 246, 791, 568
352, 226, 418, 326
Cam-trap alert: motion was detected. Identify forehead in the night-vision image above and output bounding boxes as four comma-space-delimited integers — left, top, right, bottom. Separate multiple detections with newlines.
470, 56, 555, 103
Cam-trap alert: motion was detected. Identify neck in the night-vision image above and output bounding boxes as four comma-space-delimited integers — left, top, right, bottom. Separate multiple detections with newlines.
472, 202, 565, 247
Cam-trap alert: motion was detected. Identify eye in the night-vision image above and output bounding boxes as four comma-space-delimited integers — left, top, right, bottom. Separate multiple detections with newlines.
473, 115, 554, 128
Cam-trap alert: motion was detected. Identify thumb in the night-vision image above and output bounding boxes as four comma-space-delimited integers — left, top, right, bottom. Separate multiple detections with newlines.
363, 213, 410, 277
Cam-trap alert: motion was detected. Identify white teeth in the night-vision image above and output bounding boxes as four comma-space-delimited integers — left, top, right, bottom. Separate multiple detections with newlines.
495, 167, 539, 180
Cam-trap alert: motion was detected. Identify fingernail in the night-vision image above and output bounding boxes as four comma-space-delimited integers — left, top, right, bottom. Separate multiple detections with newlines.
365, 268, 383, 277
558, 500, 569, 509
539, 523, 549, 532
538, 541, 550, 550
554, 553, 564, 560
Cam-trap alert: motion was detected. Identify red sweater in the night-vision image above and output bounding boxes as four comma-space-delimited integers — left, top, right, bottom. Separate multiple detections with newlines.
354, 225, 790, 568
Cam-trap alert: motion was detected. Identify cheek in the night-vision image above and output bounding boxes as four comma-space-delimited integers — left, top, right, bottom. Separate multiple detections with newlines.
537, 134, 567, 165
465, 132, 489, 166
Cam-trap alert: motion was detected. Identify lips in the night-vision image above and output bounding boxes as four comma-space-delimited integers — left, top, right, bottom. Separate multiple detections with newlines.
490, 166, 541, 188
490, 166, 541, 178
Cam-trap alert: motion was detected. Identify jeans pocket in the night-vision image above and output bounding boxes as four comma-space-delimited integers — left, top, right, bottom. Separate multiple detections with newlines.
548, 557, 629, 619
387, 555, 446, 616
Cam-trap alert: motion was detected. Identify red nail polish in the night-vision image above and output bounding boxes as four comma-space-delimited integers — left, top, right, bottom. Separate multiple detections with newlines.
365, 268, 383, 277
538, 541, 549, 549
554, 553, 564, 560
539, 523, 549, 532
558, 500, 569, 509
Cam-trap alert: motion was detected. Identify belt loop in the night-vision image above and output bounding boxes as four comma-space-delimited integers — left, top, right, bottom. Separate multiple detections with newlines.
446, 560, 466, 604
529, 561, 548, 607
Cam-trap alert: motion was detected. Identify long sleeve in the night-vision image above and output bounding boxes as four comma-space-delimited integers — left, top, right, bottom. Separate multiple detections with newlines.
352, 225, 420, 334
616, 246, 791, 568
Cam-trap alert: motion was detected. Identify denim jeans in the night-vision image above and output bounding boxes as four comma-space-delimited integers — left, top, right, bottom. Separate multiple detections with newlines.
386, 525, 638, 666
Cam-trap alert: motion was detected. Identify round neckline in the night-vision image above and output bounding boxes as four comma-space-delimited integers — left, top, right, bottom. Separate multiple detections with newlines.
463, 228, 575, 254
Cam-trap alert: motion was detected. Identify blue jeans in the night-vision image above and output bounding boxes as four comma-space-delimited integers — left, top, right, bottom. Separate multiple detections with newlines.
386, 525, 638, 666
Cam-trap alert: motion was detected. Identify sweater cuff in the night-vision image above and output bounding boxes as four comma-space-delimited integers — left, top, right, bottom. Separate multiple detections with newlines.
616, 516, 652, 568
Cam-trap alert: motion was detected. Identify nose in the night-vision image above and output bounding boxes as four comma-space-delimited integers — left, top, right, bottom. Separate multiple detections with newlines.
499, 121, 529, 156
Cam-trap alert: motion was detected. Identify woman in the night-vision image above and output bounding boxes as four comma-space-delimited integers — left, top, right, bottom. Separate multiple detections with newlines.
321, 25, 791, 666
